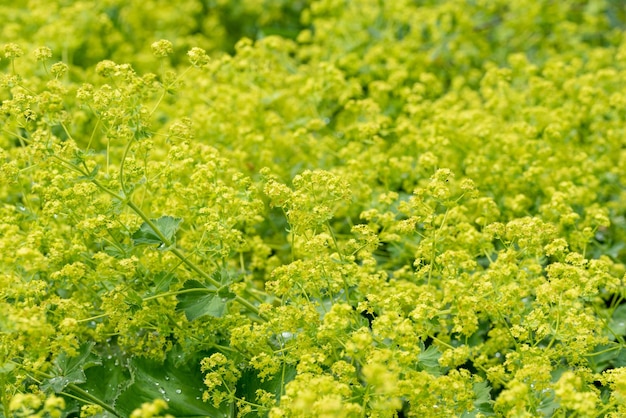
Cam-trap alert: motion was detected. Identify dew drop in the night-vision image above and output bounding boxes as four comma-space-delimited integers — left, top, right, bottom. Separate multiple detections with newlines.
175, 389, 182, 394
165, 376, 170, 381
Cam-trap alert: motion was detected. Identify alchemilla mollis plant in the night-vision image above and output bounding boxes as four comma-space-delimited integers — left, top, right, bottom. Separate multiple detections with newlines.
2, 0, 626, 416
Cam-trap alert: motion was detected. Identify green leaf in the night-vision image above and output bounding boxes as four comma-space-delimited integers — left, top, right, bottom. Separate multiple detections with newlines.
125, 289, 144, 313
78, 164, 100, 181
103, 244, 131, 259
608, 305, 626, 339
417, 343, 442, 375
588, 344, 622, 372
537, 388, 559, 416
236, 363, 296, 410
80, 344, 131, 414
0, 362, 15, 374
176, 280, 228, 321
217, 285, 236, 300
132, 216, 182, 247
115, 346, 229, 417
611, 347, 626, 368
42, 343, 100, 393
151, 271, 177, 295
461, 381, 495, 417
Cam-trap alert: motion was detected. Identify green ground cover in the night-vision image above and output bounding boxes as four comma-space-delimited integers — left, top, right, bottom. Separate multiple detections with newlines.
2, 0, 626, 416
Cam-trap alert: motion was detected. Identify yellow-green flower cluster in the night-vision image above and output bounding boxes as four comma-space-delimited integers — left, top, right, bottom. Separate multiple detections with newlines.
2, 0, 626, 416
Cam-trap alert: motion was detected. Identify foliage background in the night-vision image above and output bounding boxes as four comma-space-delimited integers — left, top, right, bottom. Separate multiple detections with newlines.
2, 0, 626, 416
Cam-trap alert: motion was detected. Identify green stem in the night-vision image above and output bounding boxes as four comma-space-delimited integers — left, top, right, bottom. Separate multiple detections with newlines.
51, 156, 124, 201
53, 154, 266, 320
545, 298, 561, 350
149, 66, 192, 116
126, 201, 264, 318
119, 139, 134, 195
585, 344, 622, 357
325, 220, 344, 262
76, 313, 109, 323
65, 384, 122, 417
16, 363, 122, 417
430, 335, 454, 350
64, 383, 122, 417
142, 287, 216, 301
59, 122, 75, 142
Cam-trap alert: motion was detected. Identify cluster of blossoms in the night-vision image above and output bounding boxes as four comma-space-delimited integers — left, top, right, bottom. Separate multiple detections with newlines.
2, 0, 626, 416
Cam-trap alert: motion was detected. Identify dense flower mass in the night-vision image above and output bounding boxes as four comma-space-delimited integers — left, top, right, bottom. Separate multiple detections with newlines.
2, 0, 626, 416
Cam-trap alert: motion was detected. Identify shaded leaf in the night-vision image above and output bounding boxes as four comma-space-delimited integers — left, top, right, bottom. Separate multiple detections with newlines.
151, 271, 177, 295
608, 305, 626, 339
42, 343, 100, 393
176, 280, 228, 321
612, 347, 626, 368
124, 289, 143, 313
103, 244, 130, 259
588, 344, 622, 372
132, 216, 182, 247
115, 346, 229, 417
417, 343, 442, 375
236, 363, 296, 409
80, 344, 131, 417
461, 381, 495, 417
77, 164, 100, 181
537, 389, 559, 416
0, 362, 15, 374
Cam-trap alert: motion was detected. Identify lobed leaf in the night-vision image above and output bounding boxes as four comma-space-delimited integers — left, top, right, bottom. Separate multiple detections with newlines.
176, 280, 229, 321
115, 346, 229, 417
42, 342, 100, 393
132, 216, 182, 247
